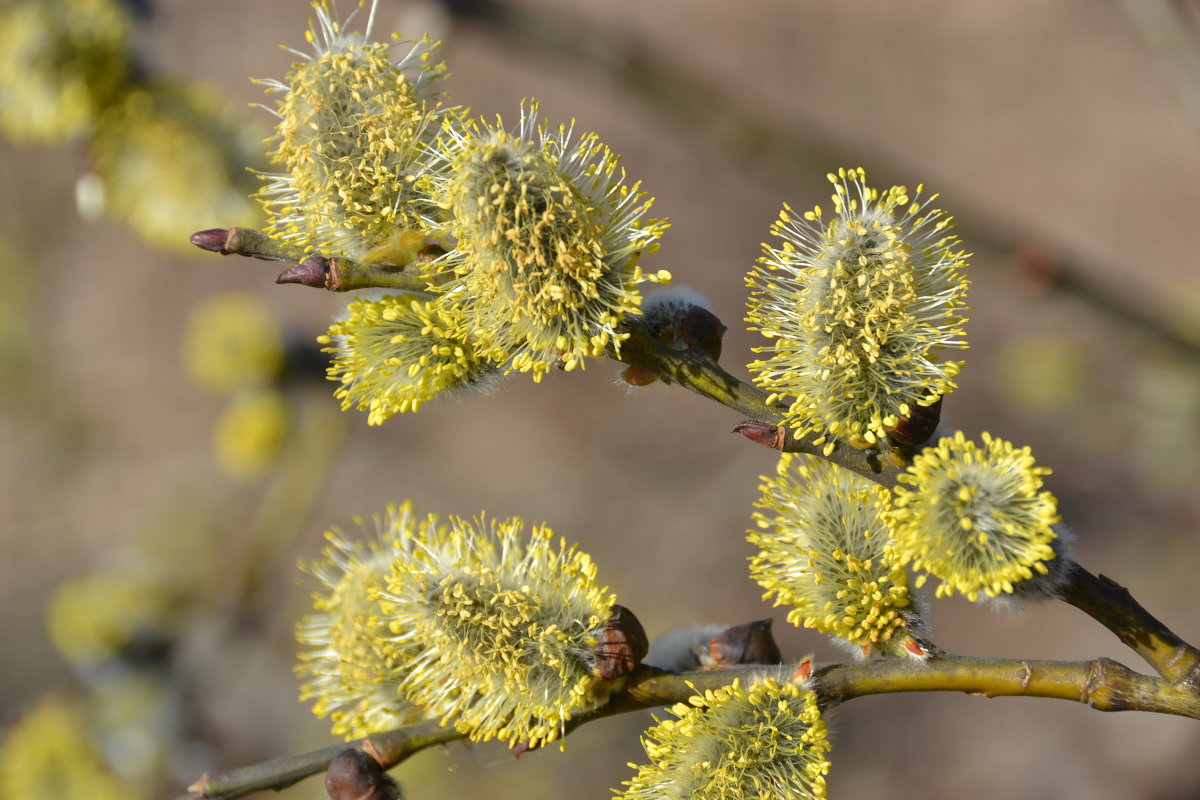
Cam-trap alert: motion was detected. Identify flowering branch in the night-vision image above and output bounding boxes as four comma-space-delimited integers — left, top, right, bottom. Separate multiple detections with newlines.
617, 322, 1200, 681
188, 226, 908, 484
180, 653, 1200, 800
187, 228, 1200, 686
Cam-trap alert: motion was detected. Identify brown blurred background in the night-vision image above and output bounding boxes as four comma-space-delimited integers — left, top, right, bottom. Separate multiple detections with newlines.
2, 0, 1200, 798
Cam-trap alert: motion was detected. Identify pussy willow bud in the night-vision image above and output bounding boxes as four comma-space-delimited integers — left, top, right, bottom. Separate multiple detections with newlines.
617, 678, 831, 800
0, 0, 131, 143
212, 388, 290, 481
431, 101, 670, 381
594, 605, 649, 680
295, 503, 433, 740
0, 697, 133, 800
89, 80, 262, 250
276, 257, 328, 288
750, 454, 924, 658
747, 167, 969, 456
620, 287, 726, 386
319, 292, 498, 424
383, 514, 617, 750
890, 431, 1062, 602
883, 396, 943, 448
706, 619, 783, 668
181, 292, 284, 395
255, 1, 449, 261
644, 625, 727, 671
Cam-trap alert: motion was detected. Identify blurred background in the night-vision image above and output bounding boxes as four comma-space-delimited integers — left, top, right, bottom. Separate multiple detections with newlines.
2, 0, 1200, 798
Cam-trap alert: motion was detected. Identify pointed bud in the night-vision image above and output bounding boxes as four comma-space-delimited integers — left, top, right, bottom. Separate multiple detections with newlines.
594, 605, 649, 680
707, 619, 783, 667
190, 228, 234, 254
277, 256, 329, 288
733, 420, 786, 450
902, 637, 930, 659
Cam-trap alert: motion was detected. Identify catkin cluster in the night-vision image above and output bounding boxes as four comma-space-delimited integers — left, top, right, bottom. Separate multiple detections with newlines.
257, 2, 669, 423
297, 502, 616, 750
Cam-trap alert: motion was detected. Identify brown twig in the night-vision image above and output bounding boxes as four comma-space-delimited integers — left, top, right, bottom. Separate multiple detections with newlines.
189, 227, 440, 294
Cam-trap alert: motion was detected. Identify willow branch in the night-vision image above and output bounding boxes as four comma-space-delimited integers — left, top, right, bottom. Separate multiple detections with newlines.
180, 653, 1199, 800
182, 721, 457, 800
1058, 561, 1200, 688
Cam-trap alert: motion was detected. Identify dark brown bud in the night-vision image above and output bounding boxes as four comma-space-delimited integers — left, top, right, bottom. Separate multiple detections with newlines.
707, 619, 783, 668
190, 228, 234, 254
680, 306, 726, 362
732, 420, 786, 450
594, 605, 649, 680
883, 397, 942, 447
276, 256, 329, 288
325, 749, 403, 800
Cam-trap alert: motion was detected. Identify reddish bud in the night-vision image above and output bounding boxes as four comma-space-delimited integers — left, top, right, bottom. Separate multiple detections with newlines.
902, 637, 929, 659
619, 365, 660, 386
277, 257, 329, 288
594, 605, 649, 680
190, 228, 234, 254
325, 749, 402, 800
707, 619, 783, 667
791, 656, 814, 683
733, 420, 786, 450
